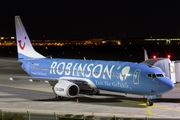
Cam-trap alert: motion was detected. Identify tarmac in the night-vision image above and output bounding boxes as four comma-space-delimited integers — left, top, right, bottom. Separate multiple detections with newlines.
0, 57, 180, 119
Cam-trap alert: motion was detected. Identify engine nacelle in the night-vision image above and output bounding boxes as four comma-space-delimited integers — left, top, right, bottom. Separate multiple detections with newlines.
54, 80, 79, 98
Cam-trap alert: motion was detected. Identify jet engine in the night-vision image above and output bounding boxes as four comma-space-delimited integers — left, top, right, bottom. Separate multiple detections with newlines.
54, 80, 79, 98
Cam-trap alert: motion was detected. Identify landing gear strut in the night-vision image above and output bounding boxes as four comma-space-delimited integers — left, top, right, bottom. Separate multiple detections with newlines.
52, 86, 62, 99
146, 90, 153, 106
89, 89, 100, 95
55, 95, 62, 99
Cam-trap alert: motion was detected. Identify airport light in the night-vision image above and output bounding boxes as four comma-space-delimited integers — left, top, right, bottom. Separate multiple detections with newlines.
153, 55, 157, 59
11, 37, 15, 39
167, 55, 171, 58
102, 41, 106, 43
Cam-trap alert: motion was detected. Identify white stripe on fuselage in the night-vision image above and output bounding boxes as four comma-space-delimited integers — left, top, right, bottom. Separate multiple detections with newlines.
58, 76, 97, 89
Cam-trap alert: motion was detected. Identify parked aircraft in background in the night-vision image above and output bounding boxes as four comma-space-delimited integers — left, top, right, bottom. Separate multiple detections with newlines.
144, 49, 149, 60
0, 16, 175, 106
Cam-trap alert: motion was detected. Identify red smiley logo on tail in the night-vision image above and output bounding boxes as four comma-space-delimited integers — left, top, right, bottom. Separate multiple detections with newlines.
18, 37, 26, 50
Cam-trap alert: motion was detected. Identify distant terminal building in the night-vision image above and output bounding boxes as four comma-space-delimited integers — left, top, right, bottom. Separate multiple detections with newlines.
1, 36, 180, 46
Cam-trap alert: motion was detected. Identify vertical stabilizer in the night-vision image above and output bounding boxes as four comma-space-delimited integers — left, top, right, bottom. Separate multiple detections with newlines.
15, 16, 45, 59
144, 49, 149, 60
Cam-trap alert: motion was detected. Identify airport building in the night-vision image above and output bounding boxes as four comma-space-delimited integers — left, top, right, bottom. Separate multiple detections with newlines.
1, 36, 180, 46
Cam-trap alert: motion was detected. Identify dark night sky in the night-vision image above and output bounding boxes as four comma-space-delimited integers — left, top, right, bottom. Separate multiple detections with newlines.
1, 0, 180, 39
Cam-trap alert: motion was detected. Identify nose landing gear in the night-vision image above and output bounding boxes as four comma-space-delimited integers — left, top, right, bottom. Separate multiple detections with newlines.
146, 100, 153, 106
146, 90, 154, 106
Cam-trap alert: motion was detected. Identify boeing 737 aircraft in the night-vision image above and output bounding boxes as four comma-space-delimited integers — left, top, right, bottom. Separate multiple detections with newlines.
0, 16, 175, 106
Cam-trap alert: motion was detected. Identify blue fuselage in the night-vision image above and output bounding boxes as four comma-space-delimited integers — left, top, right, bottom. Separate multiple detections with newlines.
21, 58, 174, 96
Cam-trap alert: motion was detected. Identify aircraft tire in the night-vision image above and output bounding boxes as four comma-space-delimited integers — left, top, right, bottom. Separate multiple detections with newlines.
146, 100, 153, 106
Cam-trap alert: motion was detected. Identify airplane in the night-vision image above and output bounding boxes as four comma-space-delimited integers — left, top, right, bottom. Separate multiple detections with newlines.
0, 16, 175, 106
144, 49, 149, 60
142, 49, 175, 83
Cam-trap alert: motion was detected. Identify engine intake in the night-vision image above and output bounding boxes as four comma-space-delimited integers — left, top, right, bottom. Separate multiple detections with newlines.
54, 80, 79, 98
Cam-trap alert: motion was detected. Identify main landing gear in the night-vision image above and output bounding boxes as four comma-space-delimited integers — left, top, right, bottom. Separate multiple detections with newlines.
55, 95, 63, 99
52, 86, 62, 99
89, 89, 100, 95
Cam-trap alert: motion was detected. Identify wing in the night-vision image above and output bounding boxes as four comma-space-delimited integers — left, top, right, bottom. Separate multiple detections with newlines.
0, 75, 96, 90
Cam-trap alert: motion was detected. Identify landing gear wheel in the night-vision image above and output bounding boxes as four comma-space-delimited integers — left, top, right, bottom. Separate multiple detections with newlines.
146, 100, 153, 106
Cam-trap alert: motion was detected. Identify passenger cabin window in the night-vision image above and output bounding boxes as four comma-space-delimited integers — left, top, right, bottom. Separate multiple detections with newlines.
31, 66, 127, 78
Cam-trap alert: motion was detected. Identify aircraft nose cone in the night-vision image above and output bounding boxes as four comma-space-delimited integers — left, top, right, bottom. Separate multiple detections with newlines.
158, 77, 174, 94
166, 79, 175, 90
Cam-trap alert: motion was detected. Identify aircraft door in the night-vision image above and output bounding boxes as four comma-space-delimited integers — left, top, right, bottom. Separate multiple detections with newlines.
133, 69, 141, 84
25, 62, 30, 72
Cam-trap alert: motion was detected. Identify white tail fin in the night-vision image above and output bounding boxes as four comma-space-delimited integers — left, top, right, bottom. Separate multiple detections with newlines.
15, 16, 45, 59
144, 49, 149, 60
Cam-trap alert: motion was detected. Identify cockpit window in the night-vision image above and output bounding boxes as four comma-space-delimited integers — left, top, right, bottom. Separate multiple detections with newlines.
156, 74, 164, 77
147, 73, 164, 78
148, 74, 156, 78
148, 74, 152, 78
